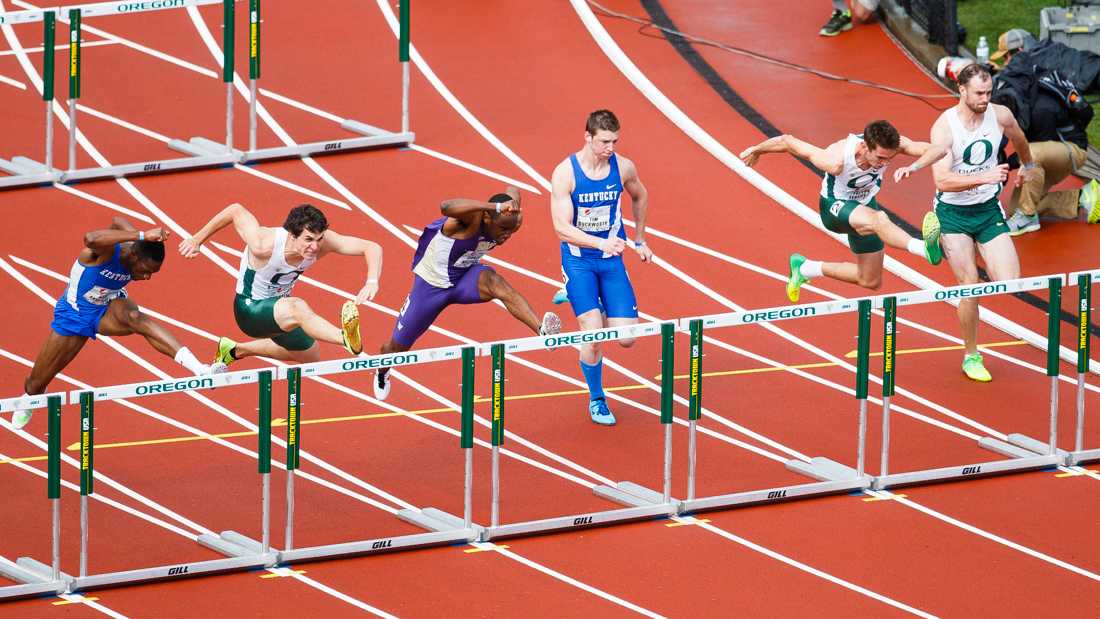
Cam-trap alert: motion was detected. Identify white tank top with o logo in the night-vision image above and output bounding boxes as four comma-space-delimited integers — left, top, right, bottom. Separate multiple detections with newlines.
938, 106, 1002, 206
235, 227, 316, 300
819, 134, 886, 205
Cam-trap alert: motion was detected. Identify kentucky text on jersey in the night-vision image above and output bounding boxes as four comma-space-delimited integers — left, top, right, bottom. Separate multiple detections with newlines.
576, 189, 620, 203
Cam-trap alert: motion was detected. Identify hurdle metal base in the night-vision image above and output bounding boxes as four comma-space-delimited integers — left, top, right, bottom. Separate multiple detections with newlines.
0, 156, 59, 189
69, 551, 275, 592
593, 481, 678, 509
1067, 448, 1100, 465
785, 456, 870, 483
61, 148, 238, 184
396, 507, 484, 537
196, 531, 276, 565
680, 478, 869, 514
278, 529, 474, 564
1004, 433, 1069, 460
244, 130, 413, 163
0, 557, 69, 600
873, 452, 1062, 490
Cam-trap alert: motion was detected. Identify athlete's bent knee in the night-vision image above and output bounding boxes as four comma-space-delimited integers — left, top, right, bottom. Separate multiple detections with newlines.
858, 276, 882, 290
618, 337, 637, 348
24, 376, 47, 395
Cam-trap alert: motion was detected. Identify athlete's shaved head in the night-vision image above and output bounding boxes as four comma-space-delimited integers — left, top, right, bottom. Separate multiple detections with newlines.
283, 204, 328, 237
132, 239, 165, 263
863, 120, 900, 151
585, 109, 620, 135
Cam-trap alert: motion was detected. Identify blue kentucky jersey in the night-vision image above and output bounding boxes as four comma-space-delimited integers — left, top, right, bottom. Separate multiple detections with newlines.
62, 243, 132, 310
566, 153, 626, 258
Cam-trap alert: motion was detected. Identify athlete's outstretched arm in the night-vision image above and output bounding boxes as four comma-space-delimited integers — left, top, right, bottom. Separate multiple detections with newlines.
320, 230, 383, 303
179, 203, 266, 259
930, 117, 1008, 192
996, 104, 1035, 186
549, 160, 625, 255
619, 157, 652, 263
83, 226, 169, 257
440, 186, 521, 226
739, 135, 842, 174
893, 137, 948, 182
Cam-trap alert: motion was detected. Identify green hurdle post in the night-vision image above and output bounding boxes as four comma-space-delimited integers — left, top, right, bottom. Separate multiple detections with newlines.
660, 323, 675, 503
879, 298, 897, 477
284, 367, 301, 551
687, 319, 703, 501
258, 370, 272, 553
490, 343, 505, 528
79, 392, 93, 578
47, 395, 62, 581
43, 11, 56, 170
248, 0, 261, 151
1075, 274, 1092, 453
1047, 278, 1063, 455
855, 299, 872, 477
399, 0, 411, 133
461, 346, 475, 529
67, 8, 81, 172
222, 0, 235, 149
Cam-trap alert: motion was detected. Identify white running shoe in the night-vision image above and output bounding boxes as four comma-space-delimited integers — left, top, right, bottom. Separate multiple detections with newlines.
539, 311, 562, 336
11, 409, 32, 430
207, 362, 229, 375
374, 370, 391, 401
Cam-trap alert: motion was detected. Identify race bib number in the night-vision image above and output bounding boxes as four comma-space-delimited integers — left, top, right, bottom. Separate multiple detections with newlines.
576, 205, 611, 232
453, 241, 495, 269
83, 286, 125, 306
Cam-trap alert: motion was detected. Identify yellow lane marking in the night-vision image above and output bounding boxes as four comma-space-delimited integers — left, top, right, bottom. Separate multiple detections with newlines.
464, 544, 509, 553
52, 597, 99, 605
666, 518, 710, 527
844, 339, 1027, 359
1055, 468, 1100, 479
0, 455, 49, 465
862, 493, 907, 502
260, 569, 306, 578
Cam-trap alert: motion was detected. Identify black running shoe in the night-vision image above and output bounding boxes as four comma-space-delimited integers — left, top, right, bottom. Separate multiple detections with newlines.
819, 10, 852, 36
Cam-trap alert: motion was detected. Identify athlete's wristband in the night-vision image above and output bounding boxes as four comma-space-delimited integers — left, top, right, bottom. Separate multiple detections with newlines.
1022, 162, 1037, 171
635, 240, 647, 247
367, 279, 378, 285
495, 203, 502, 214
138, 231, 144, 241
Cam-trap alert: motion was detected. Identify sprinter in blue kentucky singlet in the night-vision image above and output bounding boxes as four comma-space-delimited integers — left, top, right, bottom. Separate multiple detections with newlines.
9, 218, 218, 430
550, 110, 653, 426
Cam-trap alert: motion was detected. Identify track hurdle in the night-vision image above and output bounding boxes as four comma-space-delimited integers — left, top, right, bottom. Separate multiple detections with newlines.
480, 322, 680, 541
61, 368, 276, 592
277, 344, 479, 564
0, 9, 58, 189
0, 1, 236, 188
874, 275, 1066, 489
240, 0, 414, 163
0, 394, 69, 600
678, 298, 873, 515
1068, 269, 1098, 465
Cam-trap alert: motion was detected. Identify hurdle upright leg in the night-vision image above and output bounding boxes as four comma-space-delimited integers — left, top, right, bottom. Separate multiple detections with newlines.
1047, 278, 1063, 455
880, 298, 897, 477
461, 347, 475, 529
686, 319, 703, 502
855, 299, 871, 477
66, 9, 81, 173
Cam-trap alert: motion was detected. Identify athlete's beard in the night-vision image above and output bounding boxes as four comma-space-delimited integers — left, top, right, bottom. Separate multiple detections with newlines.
964, 99, 988, 114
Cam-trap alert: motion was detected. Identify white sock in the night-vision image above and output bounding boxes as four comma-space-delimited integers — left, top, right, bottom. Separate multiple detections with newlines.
799, 260, 824, 279
906, 238, 925, 257
174, 347, 206, 375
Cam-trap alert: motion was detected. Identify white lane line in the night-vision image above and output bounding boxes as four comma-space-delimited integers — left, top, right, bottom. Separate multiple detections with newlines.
0, 556, 128, 617
0, 72, 26, 89
77, 103, 173, 143
52, 183, 157, 224
0, 39, 117, 57
479, 543, 666, 618
868, 489, 1100, 582
686, 517, 938, 617
281, 570, 398, 618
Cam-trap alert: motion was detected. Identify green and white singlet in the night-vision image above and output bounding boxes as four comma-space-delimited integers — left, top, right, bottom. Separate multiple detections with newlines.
937, 106, 1003, 206
819, 134, 887, 206
236, 227, 315, 300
